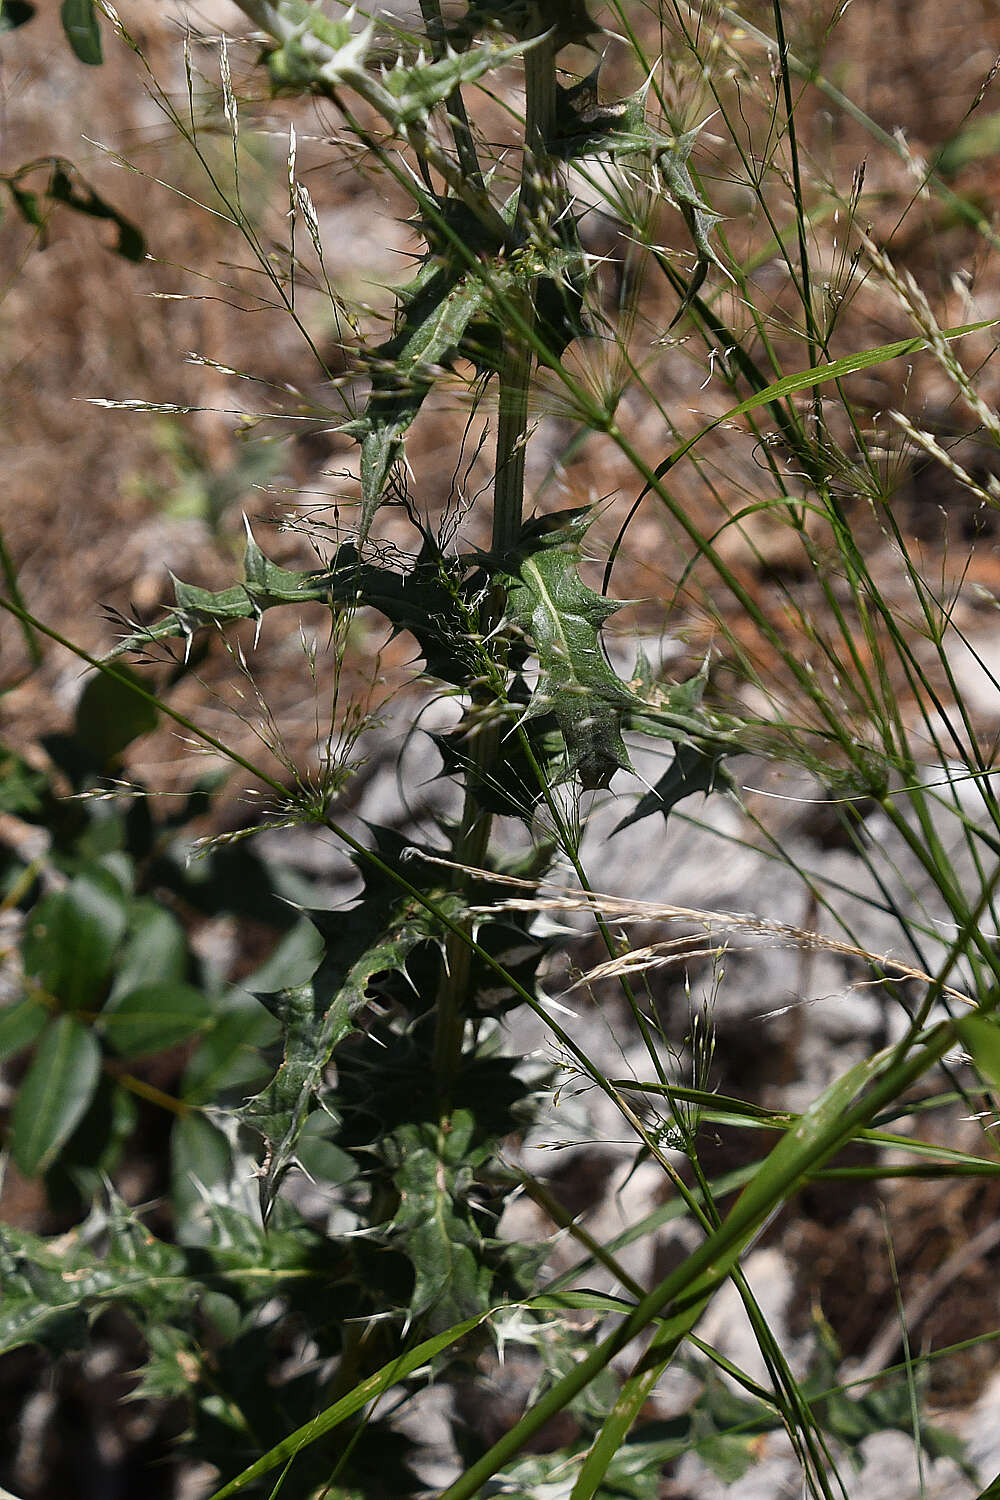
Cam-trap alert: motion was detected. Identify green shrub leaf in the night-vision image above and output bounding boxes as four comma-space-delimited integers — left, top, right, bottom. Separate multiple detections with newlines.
0, 996, 49, 1059
110, 901, 188, 998
22, 867, 128, 1010
101, 982, 213, 1056
74, 665, 158, 764
0, 1, 35, 33
9, 1015, 102, 1176
955, 1011, 1000, 1091
60, 0, 102, 63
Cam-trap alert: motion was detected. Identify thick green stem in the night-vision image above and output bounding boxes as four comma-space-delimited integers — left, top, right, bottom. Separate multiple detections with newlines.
432, 16, 560, 1106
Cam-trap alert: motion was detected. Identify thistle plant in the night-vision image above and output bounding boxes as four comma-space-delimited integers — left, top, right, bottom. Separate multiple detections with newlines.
6, 2, 1000, 1498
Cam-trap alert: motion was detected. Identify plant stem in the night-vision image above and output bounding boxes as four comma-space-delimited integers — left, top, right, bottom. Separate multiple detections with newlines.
432, 11, 560, 1107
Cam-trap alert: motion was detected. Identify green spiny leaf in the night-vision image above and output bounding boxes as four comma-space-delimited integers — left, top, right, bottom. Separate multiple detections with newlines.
341, 262, 505, 539
501, 512, 635, 789
382, 1111, 494, 1329
238, 832, 454, 1217
379, 35, 536, 126
265, 3, 372, 92
615, 741, 735, 831
457, 0, 599, 48
550, 68, 727, 313
108, 534, 477, 685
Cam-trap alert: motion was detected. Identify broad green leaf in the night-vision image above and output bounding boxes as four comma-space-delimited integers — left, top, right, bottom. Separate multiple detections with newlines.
171, 1113, 232, 1218
110, 901, 188, 998
0, 1, 34, 33
60, 0, 102, 63
180, 996, 277, 1105
21, 866, 128, 1009
74, 665, 158, 763
46, 1071, 137, 1186
0, 996, 48, 1058
101, 982, 213, 1056
9, 1015, 101, 1176
238, 913, 326, 994
955, 1011, 1000, 1091
502, 512, 634, 788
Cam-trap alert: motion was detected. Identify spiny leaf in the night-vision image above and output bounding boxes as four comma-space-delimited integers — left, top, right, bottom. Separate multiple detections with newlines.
382, 1111, 494, 1329
341, 261, 504, 539
108, 533, 477, 685
265, 3, 372, 92
433, 688, 561, 820
457, 0, 599, 48
616, 664, 741, 830
379, 35, 536, 125
0, 1194, 334, 1361
501, 512, 635, 790
0, 1205, 184, 1355
238, 831, 457, 1218
551, 68, 727, 313
615, 741, 735, 831
2, 159, 144, 258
